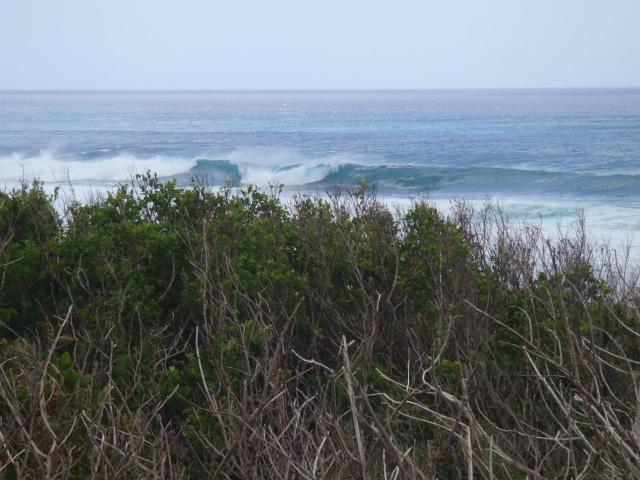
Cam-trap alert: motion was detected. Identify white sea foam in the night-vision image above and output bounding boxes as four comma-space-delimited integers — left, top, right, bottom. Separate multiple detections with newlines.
0, 147, 360, 188
237, 163, 333, 186
422, 193, 640, 250
0, 151, 196, 184
225, 147, 322, 167
218, 147, 370, 186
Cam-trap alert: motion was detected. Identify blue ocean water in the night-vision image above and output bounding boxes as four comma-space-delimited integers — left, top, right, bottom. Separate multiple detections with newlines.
1, 89, 640, 233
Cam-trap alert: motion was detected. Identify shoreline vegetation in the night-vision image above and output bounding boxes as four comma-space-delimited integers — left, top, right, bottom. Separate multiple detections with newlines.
1, 173, 640, 479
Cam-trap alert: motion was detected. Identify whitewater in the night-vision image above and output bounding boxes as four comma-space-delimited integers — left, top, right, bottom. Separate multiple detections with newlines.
1, 89, 640, 238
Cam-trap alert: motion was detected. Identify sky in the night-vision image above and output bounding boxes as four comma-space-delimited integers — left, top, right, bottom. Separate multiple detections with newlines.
1, 0, 639, 90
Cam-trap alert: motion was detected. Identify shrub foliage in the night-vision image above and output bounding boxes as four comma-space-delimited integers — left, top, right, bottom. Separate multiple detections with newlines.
1, 175, 640, 479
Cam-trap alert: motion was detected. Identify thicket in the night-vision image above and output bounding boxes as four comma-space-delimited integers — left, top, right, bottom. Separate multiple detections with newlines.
1, 174, 640, 479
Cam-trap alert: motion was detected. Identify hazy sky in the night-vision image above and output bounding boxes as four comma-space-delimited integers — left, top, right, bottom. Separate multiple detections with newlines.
1, 0, 639, 90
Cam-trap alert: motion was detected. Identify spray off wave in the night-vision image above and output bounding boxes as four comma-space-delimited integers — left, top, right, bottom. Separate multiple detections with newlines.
0, 150, 198, 183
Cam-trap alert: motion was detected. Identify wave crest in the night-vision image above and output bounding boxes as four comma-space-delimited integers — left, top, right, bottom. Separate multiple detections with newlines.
0, 150, 197, 183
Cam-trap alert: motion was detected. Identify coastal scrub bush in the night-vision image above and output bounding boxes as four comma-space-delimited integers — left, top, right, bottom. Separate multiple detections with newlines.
1, 177, 640, 478
0, 182, 62, 336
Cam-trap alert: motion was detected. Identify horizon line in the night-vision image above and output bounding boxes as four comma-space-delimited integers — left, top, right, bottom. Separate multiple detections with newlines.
2, 86, 640, 94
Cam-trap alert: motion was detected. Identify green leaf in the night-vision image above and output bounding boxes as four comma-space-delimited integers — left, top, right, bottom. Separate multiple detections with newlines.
79, 374, 92, 387
56, 335, 75, 346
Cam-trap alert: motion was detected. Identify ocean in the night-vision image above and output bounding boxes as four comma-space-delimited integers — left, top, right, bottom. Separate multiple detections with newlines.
1, 89, 640, 238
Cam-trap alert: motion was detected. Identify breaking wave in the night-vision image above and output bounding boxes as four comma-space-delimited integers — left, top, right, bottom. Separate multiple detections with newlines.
0, 150, 197, 183
2, 148, 640, 204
